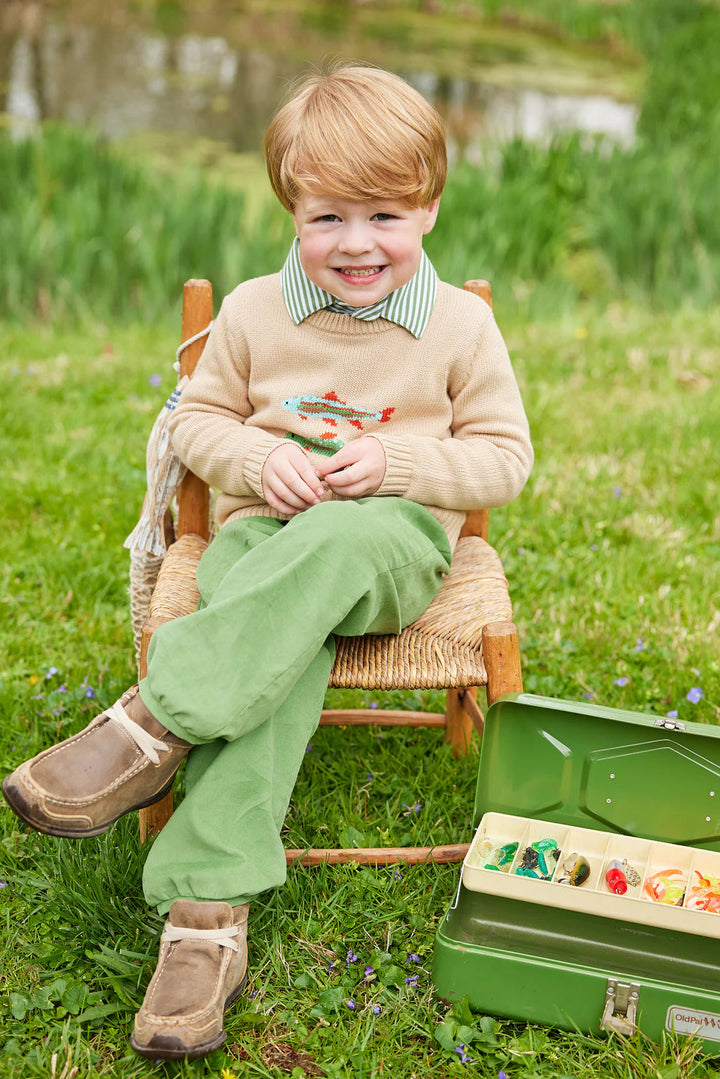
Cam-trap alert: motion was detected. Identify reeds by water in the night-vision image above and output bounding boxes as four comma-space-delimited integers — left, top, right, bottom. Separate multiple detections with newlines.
2, 0, 718, 322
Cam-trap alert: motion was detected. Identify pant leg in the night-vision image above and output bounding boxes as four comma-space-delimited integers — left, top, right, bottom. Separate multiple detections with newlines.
140, 498, 451, 744
141, 498, 451, 912
143, 644, 334, 913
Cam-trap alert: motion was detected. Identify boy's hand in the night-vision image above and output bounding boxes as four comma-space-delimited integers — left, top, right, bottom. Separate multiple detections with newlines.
262, 444, 324, 515
316, 437, 386, 499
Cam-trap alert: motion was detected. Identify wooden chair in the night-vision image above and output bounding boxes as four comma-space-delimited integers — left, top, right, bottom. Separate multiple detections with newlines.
136, 278, 523, 866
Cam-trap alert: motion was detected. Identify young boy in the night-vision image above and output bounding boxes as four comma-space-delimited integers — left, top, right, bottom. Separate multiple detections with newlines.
3, 66, 533, 1060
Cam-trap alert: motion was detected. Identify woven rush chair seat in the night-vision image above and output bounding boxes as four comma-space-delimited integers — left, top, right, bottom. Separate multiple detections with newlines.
148, 531, 512, 691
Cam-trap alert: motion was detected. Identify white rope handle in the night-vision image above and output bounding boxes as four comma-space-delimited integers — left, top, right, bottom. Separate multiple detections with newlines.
174, 322, 213, 371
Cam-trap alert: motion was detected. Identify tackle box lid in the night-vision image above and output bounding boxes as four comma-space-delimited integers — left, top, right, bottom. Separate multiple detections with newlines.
474, 694, 720, 852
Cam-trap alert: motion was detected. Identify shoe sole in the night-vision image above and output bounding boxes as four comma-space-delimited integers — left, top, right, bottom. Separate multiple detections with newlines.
1, 773, 178, 839
130, 975, 247, 1060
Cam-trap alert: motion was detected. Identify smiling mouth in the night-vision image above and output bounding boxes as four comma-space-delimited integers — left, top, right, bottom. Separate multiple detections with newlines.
335, 266, 385, 278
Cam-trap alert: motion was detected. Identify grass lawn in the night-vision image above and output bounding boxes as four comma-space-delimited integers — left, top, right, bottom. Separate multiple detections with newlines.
1, 297, 718, 1078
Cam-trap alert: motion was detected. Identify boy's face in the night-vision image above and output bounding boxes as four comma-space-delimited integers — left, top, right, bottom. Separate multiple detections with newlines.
292, 194, 440, 307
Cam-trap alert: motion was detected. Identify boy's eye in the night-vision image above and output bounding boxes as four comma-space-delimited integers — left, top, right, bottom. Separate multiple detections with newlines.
373, 213, 397, 221
315, 214, 340, 222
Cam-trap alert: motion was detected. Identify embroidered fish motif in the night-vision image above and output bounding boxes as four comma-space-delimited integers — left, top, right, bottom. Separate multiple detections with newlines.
281, 391, 394, 431
286, 432, 345, 457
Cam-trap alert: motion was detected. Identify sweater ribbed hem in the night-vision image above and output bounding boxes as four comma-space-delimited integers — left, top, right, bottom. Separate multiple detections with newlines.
371, 435, 414, 497
242, 433, 287, 497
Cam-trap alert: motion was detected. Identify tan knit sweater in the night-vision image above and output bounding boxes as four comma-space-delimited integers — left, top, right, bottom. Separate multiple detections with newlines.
169, 273, 533, 550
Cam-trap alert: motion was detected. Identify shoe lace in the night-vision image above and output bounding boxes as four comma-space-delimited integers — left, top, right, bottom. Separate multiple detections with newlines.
106, 700, 169, 765
161, 925, 240, 952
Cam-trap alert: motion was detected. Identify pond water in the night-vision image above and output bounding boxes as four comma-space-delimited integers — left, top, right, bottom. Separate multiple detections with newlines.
1, 1, 639, 163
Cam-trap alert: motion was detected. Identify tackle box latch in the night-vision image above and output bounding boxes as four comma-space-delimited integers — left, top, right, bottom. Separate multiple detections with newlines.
601, 979, 640, 1036
654, 717, 686, 731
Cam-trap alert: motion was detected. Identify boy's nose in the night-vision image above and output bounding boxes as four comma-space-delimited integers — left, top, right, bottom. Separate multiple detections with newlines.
336, 224, 374, 255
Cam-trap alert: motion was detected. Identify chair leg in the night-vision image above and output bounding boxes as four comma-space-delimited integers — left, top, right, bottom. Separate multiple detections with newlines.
445, 687, 476, 757
482, 620, 523, 706
138, 617, 174, 842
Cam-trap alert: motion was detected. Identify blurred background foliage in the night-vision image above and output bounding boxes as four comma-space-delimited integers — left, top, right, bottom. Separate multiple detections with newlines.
0, 0, 718, 320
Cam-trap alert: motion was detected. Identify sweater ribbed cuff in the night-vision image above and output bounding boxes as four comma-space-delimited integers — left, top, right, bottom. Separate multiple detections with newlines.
370, 435, 414, 497
242, 433, 287, 498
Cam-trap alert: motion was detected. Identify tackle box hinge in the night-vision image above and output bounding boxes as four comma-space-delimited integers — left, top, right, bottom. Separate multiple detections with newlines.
654, 717, 686, 731
601, 979, 640, 1036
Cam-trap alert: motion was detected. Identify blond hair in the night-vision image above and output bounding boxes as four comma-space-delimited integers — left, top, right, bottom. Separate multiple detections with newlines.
264, 65, 447, 211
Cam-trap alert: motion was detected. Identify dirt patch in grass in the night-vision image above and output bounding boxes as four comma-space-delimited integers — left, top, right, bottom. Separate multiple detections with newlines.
231, 1038, 325, 1076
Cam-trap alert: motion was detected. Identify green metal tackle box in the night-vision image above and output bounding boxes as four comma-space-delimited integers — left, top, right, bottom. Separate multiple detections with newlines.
432, 694, 720, 1051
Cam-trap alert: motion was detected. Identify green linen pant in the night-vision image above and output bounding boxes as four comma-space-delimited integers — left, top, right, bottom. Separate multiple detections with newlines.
138, 497, 452, 914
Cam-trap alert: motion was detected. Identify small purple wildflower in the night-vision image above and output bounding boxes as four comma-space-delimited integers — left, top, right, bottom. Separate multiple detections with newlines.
364, 966, 375, 980
373, 1004, 381, 1015
46, 667, 59, 679
405, 953, 420, 964
30, 693, 44, 701
405, 975, 419, 987
51, 707, 65, 717
366, 772, 374, 782
346, 998, 357, 1010
57, 685, 68, 693
402, 802, 422, 817
613, 677, 629, 687
633, 638, 645, 651
393, 869, 403, 880
85, 685, 96, 699
612, 486, 623, 499
590, 543, 598, 551
369, 701, 379, 709
454, 1044, 472, 1064
582, 691, 594, 700
0, 881, 7, 888
305, 744, 313, 753
328, 961, 336, 971
149, 374, 162, 387
346, 949, 359, 966
687, 687, 704, 704
666, 709, 679, 719
499, 1072, 508, 1079
249, 990, 258, 998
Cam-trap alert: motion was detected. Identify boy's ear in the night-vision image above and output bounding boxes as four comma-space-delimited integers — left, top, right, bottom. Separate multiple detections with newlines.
422, 197, 441, 235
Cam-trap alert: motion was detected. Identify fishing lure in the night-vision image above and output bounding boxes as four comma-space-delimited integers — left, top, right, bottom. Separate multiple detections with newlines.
515, 838, 561, 880
605, 859, 628, 894
643, 868, 686, 905
559, 852, 591, 887
686, 869, 720, 913
482, 841, 519, 872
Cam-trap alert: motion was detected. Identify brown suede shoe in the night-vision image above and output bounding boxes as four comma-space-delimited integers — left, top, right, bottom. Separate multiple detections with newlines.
131, 900, 249, 1060
2, 686, 191, 838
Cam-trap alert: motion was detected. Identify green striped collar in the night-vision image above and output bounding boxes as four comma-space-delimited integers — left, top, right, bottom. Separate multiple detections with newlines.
281, 237, 438, 339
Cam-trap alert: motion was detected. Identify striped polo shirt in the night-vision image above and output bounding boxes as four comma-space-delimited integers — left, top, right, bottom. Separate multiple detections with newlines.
280, 237, 438, 339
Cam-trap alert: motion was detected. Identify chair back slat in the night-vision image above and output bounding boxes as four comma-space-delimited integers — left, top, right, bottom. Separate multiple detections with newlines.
460, 279, 493, 541
177, 279, 213, 540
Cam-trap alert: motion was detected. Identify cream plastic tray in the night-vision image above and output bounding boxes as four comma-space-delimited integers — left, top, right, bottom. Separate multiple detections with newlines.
463, 812, 720, 939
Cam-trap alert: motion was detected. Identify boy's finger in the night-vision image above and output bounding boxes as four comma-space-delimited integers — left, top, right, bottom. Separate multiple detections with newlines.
267, 479, 312, 511
324, 462, 364, 489
273, 460, 323, 502
315, 446, 355, 477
